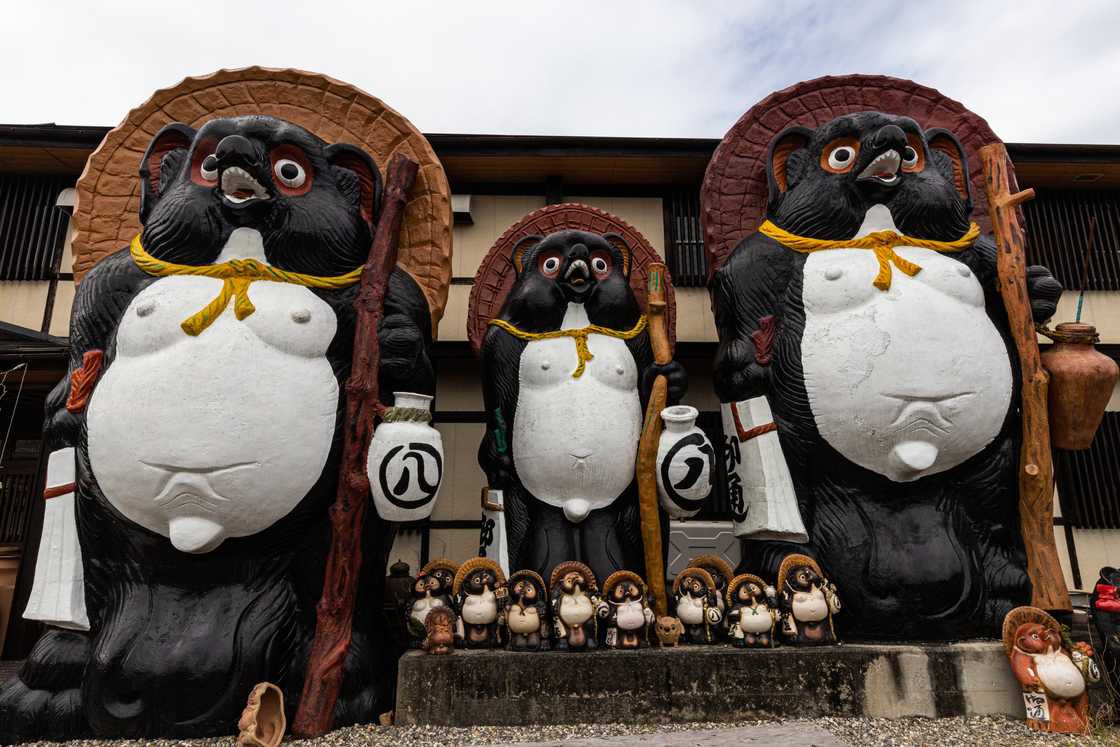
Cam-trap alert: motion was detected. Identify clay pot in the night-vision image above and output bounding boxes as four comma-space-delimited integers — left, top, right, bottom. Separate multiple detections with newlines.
367, 392, 444, 521
656, 405, 714, 518
237, 682, 285, 747
1041, 323, 1118, 450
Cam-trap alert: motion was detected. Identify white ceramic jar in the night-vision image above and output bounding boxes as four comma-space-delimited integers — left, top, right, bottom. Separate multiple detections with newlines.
367, 392, 444, 521
655, 405, 714, 518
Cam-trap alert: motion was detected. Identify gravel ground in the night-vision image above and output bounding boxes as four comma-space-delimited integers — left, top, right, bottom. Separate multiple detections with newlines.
12, 716, 1120, 747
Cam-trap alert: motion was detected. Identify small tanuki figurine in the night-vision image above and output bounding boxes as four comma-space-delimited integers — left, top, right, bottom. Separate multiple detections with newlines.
423, 607, 457, 656
655, 617, 685, 648
1004, 606, 1100, 734
405, 558, 457, 648
600, 571, 655, 649
726, 573, 779, 649
453, 558, 507, 649
672, 568, 723, 644
778, 555, 841, 646
505, 570, 551, 651
688, 555, 735, 639
550, 561, 601, 651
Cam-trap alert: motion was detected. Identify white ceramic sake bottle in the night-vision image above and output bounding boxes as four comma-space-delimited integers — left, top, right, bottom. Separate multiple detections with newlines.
367, 392, 444, 522
655, 405, 714, 518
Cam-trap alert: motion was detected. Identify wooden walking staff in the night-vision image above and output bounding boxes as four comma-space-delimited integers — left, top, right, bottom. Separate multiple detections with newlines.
980, 143, 1071, 614
636, 262, 671, 617
293, 153, 420, 737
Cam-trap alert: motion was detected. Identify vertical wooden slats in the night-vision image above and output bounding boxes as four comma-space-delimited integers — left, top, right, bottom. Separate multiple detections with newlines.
1024, 188, 1120, 291
1055, 411, 1120, 529
0, 174, 73, 281
665, 190, 709, 287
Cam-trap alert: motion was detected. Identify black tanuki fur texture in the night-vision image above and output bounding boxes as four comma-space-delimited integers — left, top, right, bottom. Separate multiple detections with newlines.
478, 229, 685, 585
0, 116, 434, 741
712, 112, 1063, 640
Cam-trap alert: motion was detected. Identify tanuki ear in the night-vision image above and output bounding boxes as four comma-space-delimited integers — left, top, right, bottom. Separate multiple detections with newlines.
926, 128, 972, 211
325, 143, 383, 228
139, 123, 195, 223
766, 126, 813, 205
601, 233, 632, 276
511, 234, 544, 274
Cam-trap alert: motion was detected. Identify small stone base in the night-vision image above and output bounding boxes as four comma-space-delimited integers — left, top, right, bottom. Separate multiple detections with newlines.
395, 642, 1025, 726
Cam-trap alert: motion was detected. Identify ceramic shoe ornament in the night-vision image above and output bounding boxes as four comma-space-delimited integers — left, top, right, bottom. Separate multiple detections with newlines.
703, 76, 1063, 640
453, 558, 507, 649
778, 555, 841, 646
1003, 606, 1100, 735
367, 392, 443, 522
687, 554, 735, 640
504, 570, 551, 651
655, 406, 715, 518
405, 558, 457, 648
549, 561, 601, 651
474, 206, 684, 584
726, 573, 779, 648
0, 70, 451, 741
600, 571, 655, 649
1089, 567, 1120, 693
423, 607, 457, 656
671, 567, 723, 644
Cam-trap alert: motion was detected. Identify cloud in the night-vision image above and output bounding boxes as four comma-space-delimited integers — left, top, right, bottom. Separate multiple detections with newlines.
0, 0, 1116, 143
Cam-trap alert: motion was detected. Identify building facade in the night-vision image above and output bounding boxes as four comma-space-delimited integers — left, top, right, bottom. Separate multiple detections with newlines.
1, 125, 1118, 656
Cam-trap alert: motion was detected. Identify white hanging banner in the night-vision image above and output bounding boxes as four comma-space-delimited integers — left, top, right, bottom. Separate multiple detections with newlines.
478, 488, 510, 578
721, 397, 808, 543
24, 447, 90, 631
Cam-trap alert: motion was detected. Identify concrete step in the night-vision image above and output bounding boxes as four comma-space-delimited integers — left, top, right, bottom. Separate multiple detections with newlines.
395, 642, 1025, 726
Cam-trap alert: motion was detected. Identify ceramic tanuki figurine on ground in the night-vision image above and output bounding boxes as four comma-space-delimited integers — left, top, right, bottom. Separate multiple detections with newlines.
423, 607, 457, 656
1004, 606, 1100, 734
406, 563, 456, 648
672, 568, 723, 644
0, 70, 452, 741
600, 571, 655, 649
778, 555, 840, 646
453, 558, 507, 649
550, 561, 601, 651
703, 77, 1062, 640
726, 573, 779, 648
1090, 567, 1120, 690
476, 210, 694, 584
505, 570, 551, 651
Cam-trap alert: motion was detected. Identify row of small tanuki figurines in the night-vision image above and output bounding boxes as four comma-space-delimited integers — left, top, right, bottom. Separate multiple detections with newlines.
406, 553, 841, 654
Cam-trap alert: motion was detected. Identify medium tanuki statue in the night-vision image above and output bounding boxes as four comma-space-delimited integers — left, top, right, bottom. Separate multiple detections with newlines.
504, 570, 550, 651
777, 555, 840, 646
711, 109, 1062, 639
550, 561, 601, 651
726, 573, 779, 649
672, 568, 723, 644
0, 114, 441, 740
406, 563, 456, 648
478, 229, 686, 582
599, 571, 654, 649
453, 558, 507, 649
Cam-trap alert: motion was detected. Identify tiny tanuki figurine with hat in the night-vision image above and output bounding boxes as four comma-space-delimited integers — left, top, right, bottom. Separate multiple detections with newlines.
671, 567, 723, 644
505, 569, 551, 651
726, 573, 780, 648
1004, 606, 1100, 734
550, 561, 601, 651
778, 554, 841, 646
453, 558, 508, 649
599, 571, 655, 649
405, 558, 458, 648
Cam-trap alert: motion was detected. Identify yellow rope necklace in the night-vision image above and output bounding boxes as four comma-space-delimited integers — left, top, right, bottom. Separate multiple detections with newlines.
487, 315, 648, 379
129, 235, 363, 336
758, 220, 980, 291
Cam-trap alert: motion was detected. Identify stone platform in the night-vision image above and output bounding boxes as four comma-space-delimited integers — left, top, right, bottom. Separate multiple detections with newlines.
395, 642, 1025, 726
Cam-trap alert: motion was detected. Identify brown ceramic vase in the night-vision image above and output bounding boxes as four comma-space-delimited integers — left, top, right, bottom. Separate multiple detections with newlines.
1040, 322, 1118, 450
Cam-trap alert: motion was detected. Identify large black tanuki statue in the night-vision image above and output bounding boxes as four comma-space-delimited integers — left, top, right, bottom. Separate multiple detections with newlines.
477, 216, 697, 584
0, 71, 449, 740
708, 84, 1063, 640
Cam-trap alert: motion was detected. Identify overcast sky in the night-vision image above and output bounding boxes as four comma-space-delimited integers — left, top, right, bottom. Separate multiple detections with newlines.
2, 1, 1117, 143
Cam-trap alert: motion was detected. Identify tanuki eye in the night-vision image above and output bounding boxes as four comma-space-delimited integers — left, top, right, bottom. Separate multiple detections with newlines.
200, 154, 219, 182
541, 256, 561, 275
274, 159, 306, 188
827, 145, 856, 170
